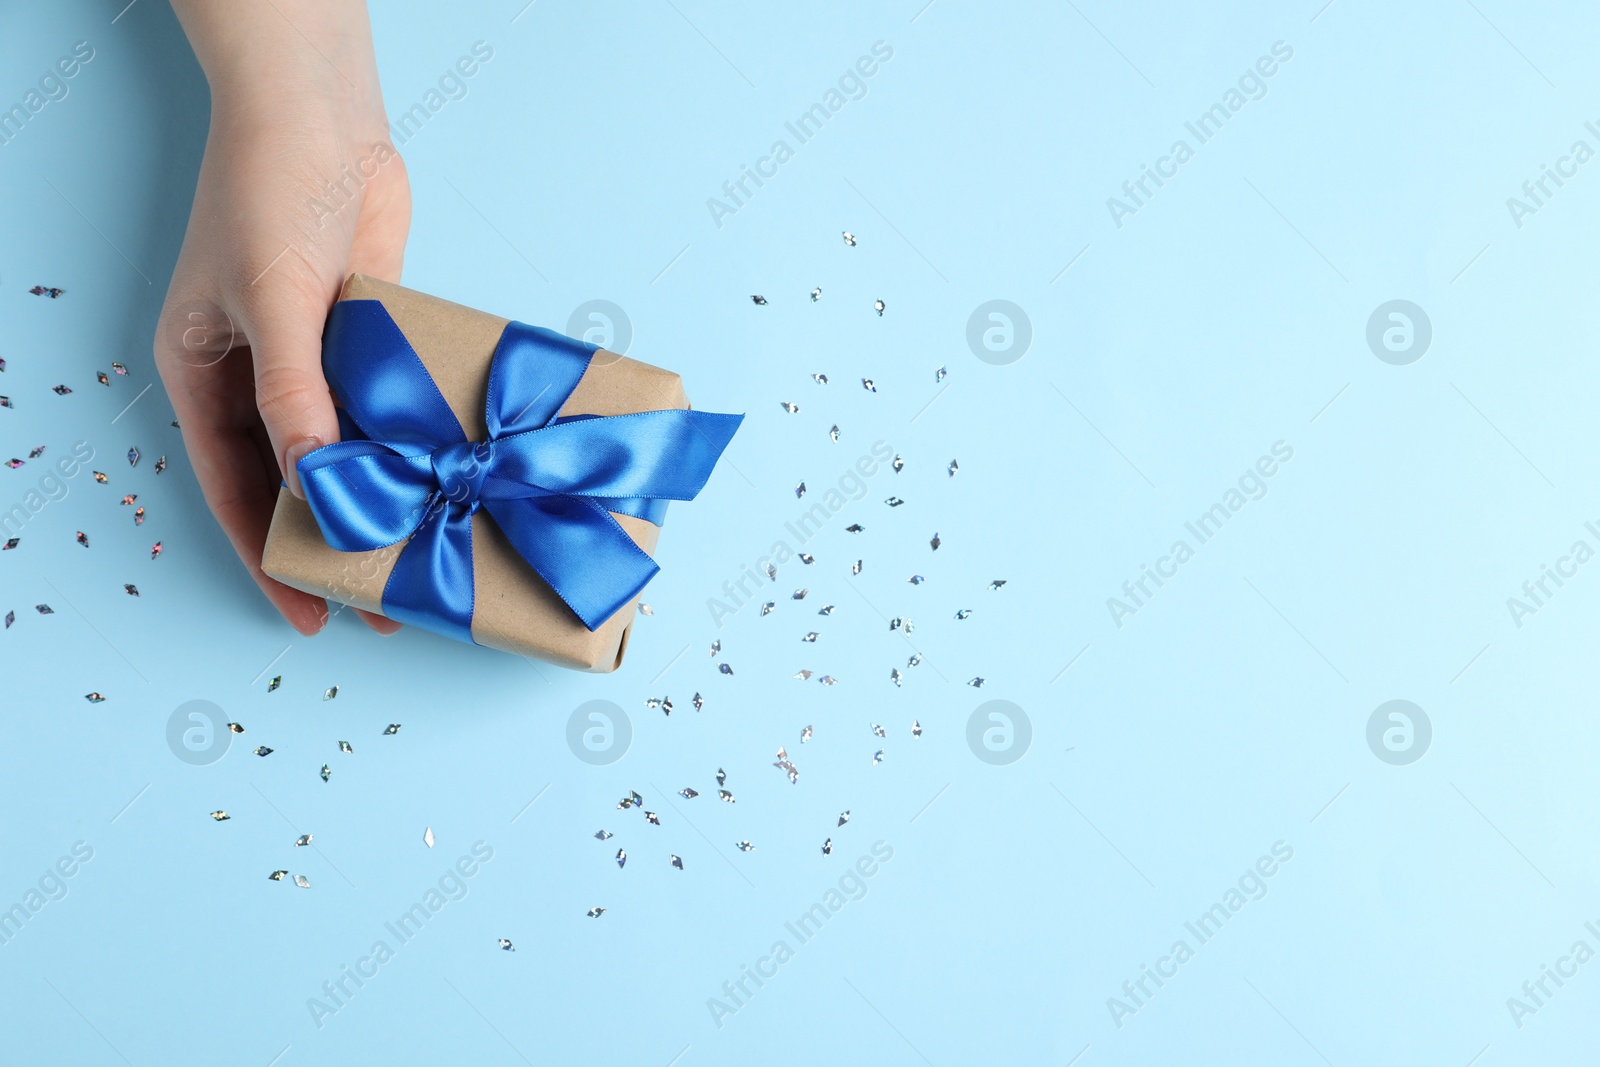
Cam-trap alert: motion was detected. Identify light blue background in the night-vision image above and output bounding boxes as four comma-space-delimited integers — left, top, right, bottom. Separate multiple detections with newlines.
2, 0, 1597, 1064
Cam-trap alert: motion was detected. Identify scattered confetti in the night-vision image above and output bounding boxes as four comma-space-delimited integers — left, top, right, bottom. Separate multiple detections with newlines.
719, 790, 736, 803
295, 834, 312, 847
810, 288, 822, 302
781, 401, 799, 414
716, 768, 727, 787
765, 562, 777, 581
671, 854, 684, 870
498, 939, 515, 951
838, 811, 851, 826
872, 750, 885, 765
644, 811, 660, 825
127, 447, 140, 467
28, 446, 45, 458
930, 532, 941, 550
424, 827, 435, 848
948, 459, 960, 477
92, 471, 106, 484
267, 676, 281, 692
339, 740, 352, 753
150, 541, 162, 559
85, 692, 105, 704
5, 611, 14, 628
908, 653, 922, 667
735, 840, 755, 852
846, 525, 864, 534
718, 663, 734, 675
692, 692, 703, 711
113, 362, 128, 376
873, 301, 885, 317
862, 377, 877, 391
819, 675, 837, 686
120, 494, 136, 505
323, 686, 338, 701
4, 459, 21, 470
792, 588, 808, 600
968, 677, 985, 688
761, 601, 775, 616
802, 631, 818, 643
269, 870, 287, 881
871, 723, 886, 738
595, 830, 614, 840
638, 602, 652, 615
892, 455, 904, 473
3, 539, 16, 551
75, 531, 88, 547
956, 609, 972, 620
0, 397, 11, 409
936, 365, 946, 382
154, 456, 167, 474
96, 372, 109, 386
133, 507, 145, 525
320, 764, 331, 782
822, 838, 832, 855
254, 746, 272, 757
801, 725, 813, 742
35, 604, 52, 614
842, 231, 856, 246
709, 639, 721, 657
890, 669, 901, 687
794, 670, 813, 681
989, 580, 1007, 591
795, 482, 806, 498
886, 497, 904, 507
812, 372, 828, 384
751, 295, 768, 306
29, 286, 64, 298
829, 425, 840, 443
616, 848, 627, 869
210, 811, 230, 822
912, 720, 922, 737
587, 907, 606, 918
678, 788, 698, 799
799, 553, 815, 564
908, 575, 925, 585
294, 875, 310, 889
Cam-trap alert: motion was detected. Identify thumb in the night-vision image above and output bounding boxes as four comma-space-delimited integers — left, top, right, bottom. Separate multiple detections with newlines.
235, 278, 342, 500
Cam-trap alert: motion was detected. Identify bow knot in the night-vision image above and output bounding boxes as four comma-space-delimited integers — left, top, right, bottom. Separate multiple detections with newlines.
432, 440, 492, 512
296, 299, 742, 644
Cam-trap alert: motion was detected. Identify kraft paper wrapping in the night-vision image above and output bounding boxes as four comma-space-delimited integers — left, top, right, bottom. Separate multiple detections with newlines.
261, 274, 688, 672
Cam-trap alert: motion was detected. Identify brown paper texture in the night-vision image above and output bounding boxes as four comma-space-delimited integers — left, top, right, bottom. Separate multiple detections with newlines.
261, 274, 688, 672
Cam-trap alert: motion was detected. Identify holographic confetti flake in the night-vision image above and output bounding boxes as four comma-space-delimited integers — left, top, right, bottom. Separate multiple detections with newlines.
890, 669, 901, 687
323, 686, 338, 701
735, 840, 755, 852
930, 532, 941, 551
295, 834, 312, 847
4, 459, 21, 470
150, 542, 162, 559
750, 295, 768, 306
75, 531, 88, 548
616, 848, 627, 869
968, 677, 985, 688
801, 725, 813, 743
908, 575, 925, 585
678, 788, 699, 799
269, 870, 287, 881
127, 447, 139, 467
120, 494, 136, 505
718, 663, 734, 675
53, 385, 72, 395
765, 562, 777, 581
903, 618, 914, 634
631, 789, 643, 807
293, 875, 310, 889
892, 454, 904, 473
955, 609, 972, 620
96, 372, 109, 386
28, 446, 45, 459
424, 827, 435, 848
638, 602, 652, 615
113, 362, 128, 376
154, 456, 167, 474
794, 669, 813, 681
936, 365, 946, 382
2, 539, 16, 550
873, 301, 885, 317
0, 397, 11, 409
92, 471, 106, 484
498, 939, 515, 951
912, 720, 923, 738
812, 372, 828, 384
781, 401, 799, 414
226, 722, 246, 735
886, 497, 904, 507
872, 722, 886, 738
907, 653, 922, 667
862, 378, 877, 391
872, 750, 884, 765
35, 604, 52, 614
320, 764, 331, 782
716, 768, 728, 787
339, 741, 352, 753
846, 525, 864, 534
133, 507, 145, 525
799, 553, 815, 564
644, 811, 660, 826
671, 855, 684, 870
692, 692, 704, 712
761, 601, 775, 616
795, 482, 806, 498
948, 459, 960, 477
822, 838, 832, 855
594, 830, 614, 840
792, 588, 808, 600
842, 231, 856, 246
709, 639, 721, 657
802, 632, 818, 643
719, 789, 736, 803
989, 580, 1007, 591
818, 675, 837, 686
4, 611, 13, 628
267, 676, 281, 692
810, 288, 822, 303
29, 286, 65, 298
829, 425, 840, 443
616, 795, 635, 810
210, 811, 230, 822
587, 907, 606, 918
254, 746, 272, 757
85, 692, 105, 704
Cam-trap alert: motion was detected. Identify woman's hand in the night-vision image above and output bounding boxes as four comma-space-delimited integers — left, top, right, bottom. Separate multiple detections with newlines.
155, 0, 408, 636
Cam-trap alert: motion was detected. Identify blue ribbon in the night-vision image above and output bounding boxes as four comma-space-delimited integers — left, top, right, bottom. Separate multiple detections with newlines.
296, 299, 742, 641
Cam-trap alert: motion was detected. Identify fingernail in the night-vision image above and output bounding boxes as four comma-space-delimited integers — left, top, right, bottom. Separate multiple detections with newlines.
284, 436, 324, 500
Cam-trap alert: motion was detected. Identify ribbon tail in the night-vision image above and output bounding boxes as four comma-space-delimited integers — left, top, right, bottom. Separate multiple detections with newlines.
483, 494, 658, 631
381, 500, 477, 644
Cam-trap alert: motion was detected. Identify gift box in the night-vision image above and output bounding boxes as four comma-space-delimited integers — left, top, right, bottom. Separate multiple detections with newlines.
261, 274, 741, 671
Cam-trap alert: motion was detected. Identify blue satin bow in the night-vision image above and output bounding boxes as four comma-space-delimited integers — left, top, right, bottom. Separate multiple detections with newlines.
296, 299, 742, 642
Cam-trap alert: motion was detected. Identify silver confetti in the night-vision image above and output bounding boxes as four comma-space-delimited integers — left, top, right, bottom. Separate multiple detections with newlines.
595, 830, 614, 840
846, 524, 864, 533
862, 377, 877, 391
819, 675, 838, 686
295, 834, 313, 847
210, 811, 229, 822
384, 724, 401, 735
871, 723, 886, 738
989, 580, 1007, 591
718, 663, 734, 675
890, 669, 901, 687
781, 401, 799, 414
908, 653, 922, 667
838, 811, 851, 826
267, 676, 281, 693
498, 939, 515, 951
890, 618, 901, 631
320, 764, 331, 782
323, 686, 338, 701
792, 588, 808, 600
800, 725, 813, 743
956, 609, 972, 620
812, 372, 828, 383
716, 768, 727, 787
811, 289, 823, 303
842, 231, 856, 246
761, 601, 775, 616
802, 632, 818, 643
912, 720, 923, 737
735, 840, 755, 852
751, 295, 768, 305
588, 907, 606, 918
719, 790, 736, 803
822, 838, 832, 855
886, 497, 904, 507
872, 750, 884, 765
616, 849, 627, 869
294, 875, 311, 889
645, 811, 660, 825
339, 740, 353, 753
851, 560, 863, 576
424, 827, 435, 848
794, 669, 813, 681
254, 746, 273, 757
968, 677, 985, 687
678, 788, 699, 799
671, 855, 684, 870
873, 301, 885, 317
795, 482, 806, 498
935, 365, 946, 382
818, 605, 834, 616
638, 602, 653, 615
269, 870, 288, 881
948, 459, 959, 477
766, 563, 777, 581
829, 425, 840, 443
799, 553, 815, 564
908, 575, 925, 585
709, 639, 721, 657
930, 532, 941, 550
693, 692, 704, 711
892, 455, 903, 473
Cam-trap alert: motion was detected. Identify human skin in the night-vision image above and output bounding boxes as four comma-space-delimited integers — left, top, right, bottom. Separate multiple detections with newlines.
156, 0, 408, 636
